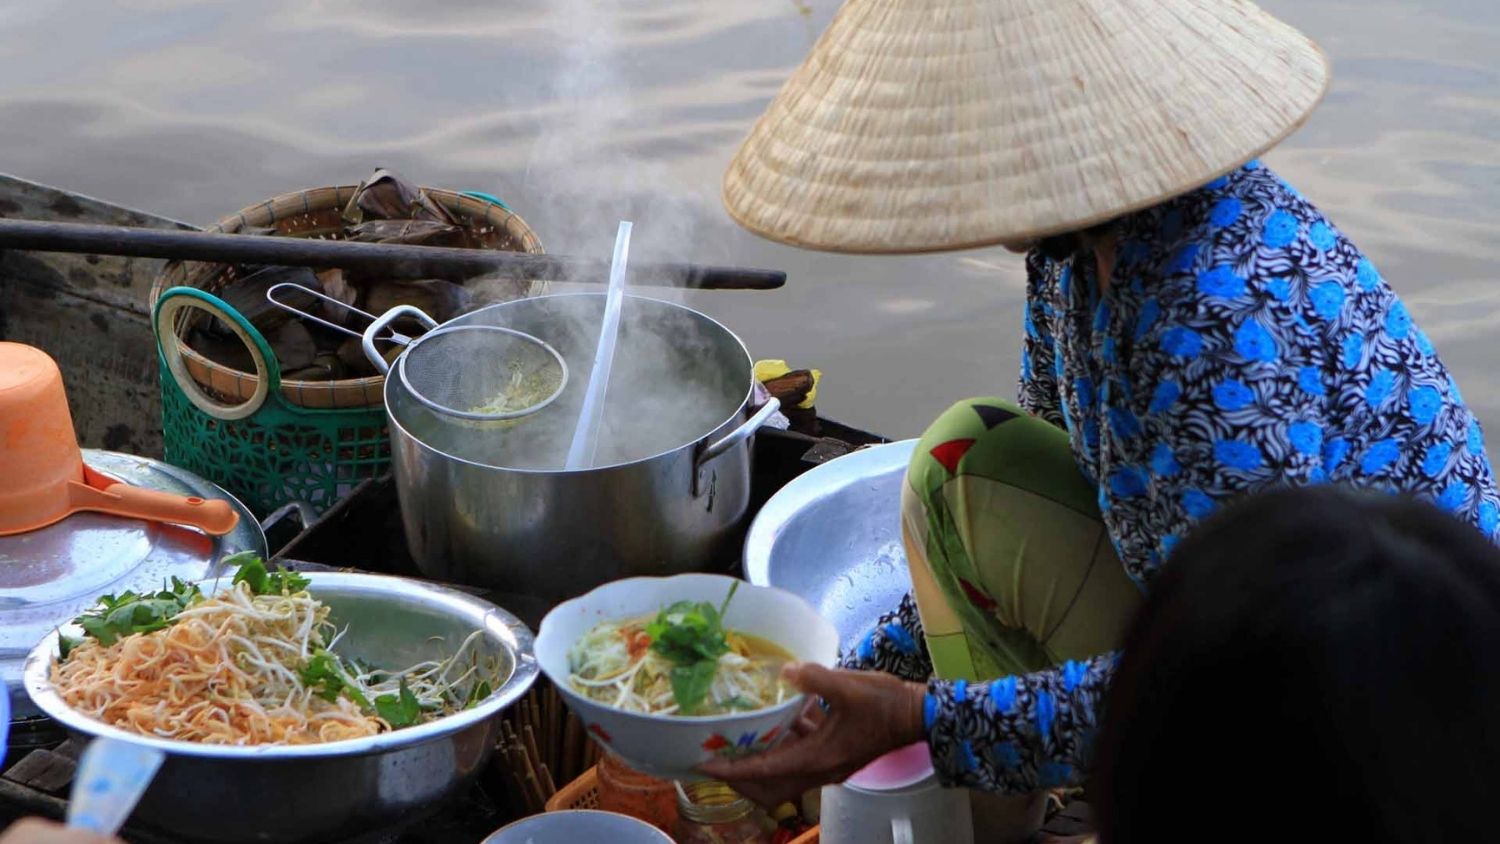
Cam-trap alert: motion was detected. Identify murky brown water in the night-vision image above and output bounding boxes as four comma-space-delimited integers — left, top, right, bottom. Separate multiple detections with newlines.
1, 0, 1496, 437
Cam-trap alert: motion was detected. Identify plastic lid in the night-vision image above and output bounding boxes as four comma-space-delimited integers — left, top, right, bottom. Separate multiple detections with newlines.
845, 742, 934, 791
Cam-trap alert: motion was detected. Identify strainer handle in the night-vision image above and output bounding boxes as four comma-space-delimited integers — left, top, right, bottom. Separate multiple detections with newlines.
361, 305, 440, 374
265, 281, 374, 340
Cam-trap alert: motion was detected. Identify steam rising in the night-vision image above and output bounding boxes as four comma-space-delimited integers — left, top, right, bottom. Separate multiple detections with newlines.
516, 0, 737, 278
398, 294, 743, 471
447, 0, 757, 469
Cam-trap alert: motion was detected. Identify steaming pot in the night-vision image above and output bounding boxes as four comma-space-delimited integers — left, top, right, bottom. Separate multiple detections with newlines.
382, 293, 780, 601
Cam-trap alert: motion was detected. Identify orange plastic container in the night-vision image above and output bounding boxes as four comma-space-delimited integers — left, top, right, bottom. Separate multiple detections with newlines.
548, 766, 819, 844
595, 751, 679, 833
0, 342, 239, 536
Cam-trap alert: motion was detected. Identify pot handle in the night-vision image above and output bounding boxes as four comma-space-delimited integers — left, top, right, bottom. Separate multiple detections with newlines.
698, 398, 781, 467
361, 305, 440, 374
259, 501, 317, 534
693, 398, 781, 496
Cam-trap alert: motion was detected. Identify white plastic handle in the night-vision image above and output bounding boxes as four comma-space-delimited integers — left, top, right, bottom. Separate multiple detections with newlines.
67, 737, 166, 836
890, 815, 914, 844
0, 690, 10, 762
565, 220, 634, 470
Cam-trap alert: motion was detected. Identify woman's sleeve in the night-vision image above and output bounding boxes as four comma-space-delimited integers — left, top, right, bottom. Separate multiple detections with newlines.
923, 653, 1117, 792
1019, 251, 1066, 428
1103, 249, 1330, 575
836, 592, 933, 683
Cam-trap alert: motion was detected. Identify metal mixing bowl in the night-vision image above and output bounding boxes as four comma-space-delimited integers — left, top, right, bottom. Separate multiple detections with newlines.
743, 440, 918, 656
23, 572, 538, 843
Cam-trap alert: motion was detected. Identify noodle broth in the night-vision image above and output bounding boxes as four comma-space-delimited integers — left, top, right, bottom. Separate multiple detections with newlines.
568, 613, 796, 717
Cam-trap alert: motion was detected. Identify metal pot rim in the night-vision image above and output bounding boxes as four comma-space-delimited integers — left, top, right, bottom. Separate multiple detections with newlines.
22, 571, 539, 760
384, 292, 756, 474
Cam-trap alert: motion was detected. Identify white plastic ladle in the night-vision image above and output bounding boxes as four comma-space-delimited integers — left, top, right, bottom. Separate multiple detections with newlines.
0, 692, 9, 766
66, 737, 165, 837
565, 221, 633, 470
2, 696, 163, 836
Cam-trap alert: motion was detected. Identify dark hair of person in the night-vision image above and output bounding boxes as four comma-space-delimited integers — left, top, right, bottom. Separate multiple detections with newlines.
1093, 485, 1500, 843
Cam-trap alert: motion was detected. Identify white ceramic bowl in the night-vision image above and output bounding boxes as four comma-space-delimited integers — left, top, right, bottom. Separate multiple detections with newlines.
483, 810, 672, 843
537, 574, 838, 780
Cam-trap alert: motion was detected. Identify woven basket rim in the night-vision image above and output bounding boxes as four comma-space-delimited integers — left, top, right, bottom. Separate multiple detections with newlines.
149, 183, 544, 408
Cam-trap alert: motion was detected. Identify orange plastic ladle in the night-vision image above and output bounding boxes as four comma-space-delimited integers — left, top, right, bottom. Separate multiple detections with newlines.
0, 342, 240, 537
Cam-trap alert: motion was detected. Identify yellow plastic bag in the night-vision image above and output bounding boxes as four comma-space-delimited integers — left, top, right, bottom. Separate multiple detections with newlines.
753, 359, 820, 409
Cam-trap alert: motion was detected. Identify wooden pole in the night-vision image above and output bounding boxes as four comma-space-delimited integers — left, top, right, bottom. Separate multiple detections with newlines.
0, 218, 786, 290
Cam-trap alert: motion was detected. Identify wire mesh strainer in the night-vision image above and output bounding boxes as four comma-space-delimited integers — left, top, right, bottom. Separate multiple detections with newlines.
399, 323, 568, 421
266, 283, 567, 423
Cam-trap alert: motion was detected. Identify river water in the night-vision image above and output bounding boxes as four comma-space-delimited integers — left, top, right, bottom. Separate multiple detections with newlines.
1, 0, 1495, 438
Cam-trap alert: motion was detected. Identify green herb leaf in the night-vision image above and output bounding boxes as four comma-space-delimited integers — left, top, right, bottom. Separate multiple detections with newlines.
229, 554, 310, 596
77, 614, 119, 646
669, 660, 720, 715
375, 680, 422, 727
465, 681, 494, 710
647, 602, 729, 664
300, 652, 344, 703
300, 650, 371, 710
716, 580, 740, 623
70, 579, 202, 648
645, 583, 743, 712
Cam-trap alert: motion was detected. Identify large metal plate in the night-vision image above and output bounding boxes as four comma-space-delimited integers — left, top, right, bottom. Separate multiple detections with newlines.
744, 440, 917, 656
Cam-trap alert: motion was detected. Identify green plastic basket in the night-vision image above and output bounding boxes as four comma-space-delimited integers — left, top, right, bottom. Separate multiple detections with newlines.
153, 286, 390, 519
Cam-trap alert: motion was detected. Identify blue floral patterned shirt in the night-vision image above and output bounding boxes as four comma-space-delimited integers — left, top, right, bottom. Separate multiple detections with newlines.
842, 161, 1500, 794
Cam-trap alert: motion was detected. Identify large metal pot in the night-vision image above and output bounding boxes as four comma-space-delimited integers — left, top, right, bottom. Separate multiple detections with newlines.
380, 293, 780, 601
24, 572, 538, 843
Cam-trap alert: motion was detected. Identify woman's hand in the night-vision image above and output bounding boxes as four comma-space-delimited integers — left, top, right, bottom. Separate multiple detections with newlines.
0, 819, 124, 844
697, 663, 927, 808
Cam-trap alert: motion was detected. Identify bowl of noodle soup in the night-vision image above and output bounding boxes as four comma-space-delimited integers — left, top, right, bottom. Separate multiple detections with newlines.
23, 570, 538, 843
536, 573, 837, 781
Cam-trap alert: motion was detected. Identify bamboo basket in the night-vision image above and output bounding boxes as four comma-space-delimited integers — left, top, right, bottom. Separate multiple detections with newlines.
149, 184, 546, 410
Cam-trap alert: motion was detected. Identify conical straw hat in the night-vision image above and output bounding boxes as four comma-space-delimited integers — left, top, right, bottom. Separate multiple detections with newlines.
723, 0, 1330, 254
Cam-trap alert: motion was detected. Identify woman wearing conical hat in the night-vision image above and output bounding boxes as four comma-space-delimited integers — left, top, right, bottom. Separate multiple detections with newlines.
702, 0, 1500, 822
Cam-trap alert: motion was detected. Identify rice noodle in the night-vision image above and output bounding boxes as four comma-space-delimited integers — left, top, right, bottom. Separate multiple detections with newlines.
567, 617, 791, 716
50, 582, 496, 746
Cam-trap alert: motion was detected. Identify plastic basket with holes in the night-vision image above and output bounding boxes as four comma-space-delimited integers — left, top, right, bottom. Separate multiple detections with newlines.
546, 766, 820, 843
149, 185, 545, 518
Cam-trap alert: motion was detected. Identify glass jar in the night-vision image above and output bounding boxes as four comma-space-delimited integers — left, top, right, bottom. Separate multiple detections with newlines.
674, 780, 773, 844
596, 752, 679, 833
